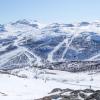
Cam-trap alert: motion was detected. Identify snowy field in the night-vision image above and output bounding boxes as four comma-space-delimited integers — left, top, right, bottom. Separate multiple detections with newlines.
0, 67, 100, 100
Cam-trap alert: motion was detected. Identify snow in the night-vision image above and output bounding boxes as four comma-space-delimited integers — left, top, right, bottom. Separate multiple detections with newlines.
1, 20, 100, 65
47, 36, 69, 62
0, 67, 99, 100
0, 20, 100, 99
47, 27, 81, 62
61, 33, 77, 60
0, 71, 78, 100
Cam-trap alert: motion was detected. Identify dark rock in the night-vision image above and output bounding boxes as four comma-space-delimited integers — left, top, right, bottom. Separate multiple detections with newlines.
86, 92, 100, 100
50, 88, 62, 93
83, 89, 95, 93
36, 88, 100, 100
79, 92, 87, 99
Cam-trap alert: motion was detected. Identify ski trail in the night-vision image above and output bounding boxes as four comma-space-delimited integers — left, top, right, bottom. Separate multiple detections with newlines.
23, 51, 35, 66
47, 27, 80, 62
61, 28, 79, 60
14, 34, 42, 65
22, 47, 42, 65
0, 48, 24, 66
0, 47, 42, 66
85, 53, 100, 61
61, 35, 76, 60
47, 38, 68, 62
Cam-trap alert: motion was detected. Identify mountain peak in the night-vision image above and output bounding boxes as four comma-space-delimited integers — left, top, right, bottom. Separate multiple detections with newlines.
11, 19, 39, 28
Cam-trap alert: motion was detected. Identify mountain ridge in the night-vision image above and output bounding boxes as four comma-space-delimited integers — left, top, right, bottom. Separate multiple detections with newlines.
0, 19, 100, 70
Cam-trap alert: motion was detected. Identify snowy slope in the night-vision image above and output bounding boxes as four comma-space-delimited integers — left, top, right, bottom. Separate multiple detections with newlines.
0, 20, 100, 69
0, 67, 100, 100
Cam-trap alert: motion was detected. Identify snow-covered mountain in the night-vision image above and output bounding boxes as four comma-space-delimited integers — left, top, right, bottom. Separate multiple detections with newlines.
0, 20, 100, 100
0, 19, 100, 70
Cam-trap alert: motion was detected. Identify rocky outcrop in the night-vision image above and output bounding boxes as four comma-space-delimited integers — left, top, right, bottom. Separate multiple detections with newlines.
36, 88, 100, 100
